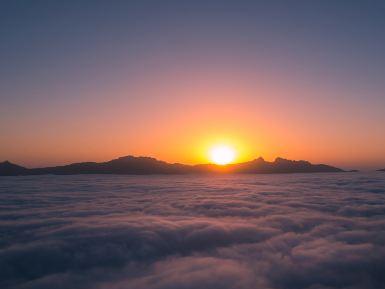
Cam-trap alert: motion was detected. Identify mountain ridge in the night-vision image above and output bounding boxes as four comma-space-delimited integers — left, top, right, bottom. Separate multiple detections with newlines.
0, 155, 349, 176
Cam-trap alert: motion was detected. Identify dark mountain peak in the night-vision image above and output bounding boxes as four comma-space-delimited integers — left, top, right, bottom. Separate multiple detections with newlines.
1, 160, 22, 167
274, 157, 294, 164
254, 157, 265, 162
110, 155, 168, 166
1, 160, 13, 165
113, 155, 136, 162
0, 161, 28, 176
113, 155, 159, 162
274, 157, 311, 165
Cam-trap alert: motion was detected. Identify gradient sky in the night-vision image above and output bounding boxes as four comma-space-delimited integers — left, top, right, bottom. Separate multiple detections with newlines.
1, 0, 384, 170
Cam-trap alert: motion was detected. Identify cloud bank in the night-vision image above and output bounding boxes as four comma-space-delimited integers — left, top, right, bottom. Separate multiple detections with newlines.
0, 173, 384, 289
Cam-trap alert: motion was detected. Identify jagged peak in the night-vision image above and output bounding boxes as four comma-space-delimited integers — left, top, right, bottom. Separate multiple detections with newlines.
274, 157, 288, 162
115, 155, 157, 161
274, 157, 310, 165
0, 160, 20, 166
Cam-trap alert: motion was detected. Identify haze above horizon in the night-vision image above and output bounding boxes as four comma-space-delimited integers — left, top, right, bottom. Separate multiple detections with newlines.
1, 0, 384, 170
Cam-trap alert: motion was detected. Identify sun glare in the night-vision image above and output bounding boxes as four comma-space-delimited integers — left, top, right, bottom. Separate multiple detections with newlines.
209, 145, 236, 165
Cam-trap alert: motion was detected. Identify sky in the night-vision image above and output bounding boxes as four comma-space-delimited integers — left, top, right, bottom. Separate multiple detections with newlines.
0, 0, 384, 170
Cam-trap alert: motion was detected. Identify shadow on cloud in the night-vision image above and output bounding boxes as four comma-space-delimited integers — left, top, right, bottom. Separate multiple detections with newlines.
0, 173, 384, 289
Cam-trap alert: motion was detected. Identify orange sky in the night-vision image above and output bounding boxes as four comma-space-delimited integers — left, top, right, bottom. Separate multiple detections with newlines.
1, 64, 384, 170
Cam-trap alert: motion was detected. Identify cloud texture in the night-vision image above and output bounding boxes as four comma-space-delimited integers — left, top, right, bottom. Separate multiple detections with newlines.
0, 173, 385, 289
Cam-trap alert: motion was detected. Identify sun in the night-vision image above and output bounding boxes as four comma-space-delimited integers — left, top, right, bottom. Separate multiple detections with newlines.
209, 145, 236, 165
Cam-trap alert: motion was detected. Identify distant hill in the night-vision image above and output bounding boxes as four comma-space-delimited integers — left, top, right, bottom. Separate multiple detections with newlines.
0, 161, 29, 176
378, 168, 385, 172
0, 155, 346, 176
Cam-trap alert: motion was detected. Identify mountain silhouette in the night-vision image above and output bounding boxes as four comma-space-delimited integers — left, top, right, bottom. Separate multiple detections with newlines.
30, 156, 191, 175
194, 157, 344, 174
0, 155, 346, 176
0, 161, 29, 176
378, 168, 385, 172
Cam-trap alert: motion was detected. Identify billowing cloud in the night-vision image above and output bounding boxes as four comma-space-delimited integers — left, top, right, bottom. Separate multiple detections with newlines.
0, 173, 384, 289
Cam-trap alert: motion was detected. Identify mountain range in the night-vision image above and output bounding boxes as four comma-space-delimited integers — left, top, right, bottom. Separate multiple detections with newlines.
0, 155, 351, 176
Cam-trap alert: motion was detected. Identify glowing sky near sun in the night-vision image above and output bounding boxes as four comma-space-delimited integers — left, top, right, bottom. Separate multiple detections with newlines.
0, 1, 385, 169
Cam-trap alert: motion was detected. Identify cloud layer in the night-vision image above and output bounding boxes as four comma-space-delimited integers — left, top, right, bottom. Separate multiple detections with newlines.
0, 173, 385, 289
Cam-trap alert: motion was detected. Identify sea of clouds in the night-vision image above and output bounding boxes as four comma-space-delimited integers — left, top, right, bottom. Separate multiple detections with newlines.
0, 173, 385, 289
